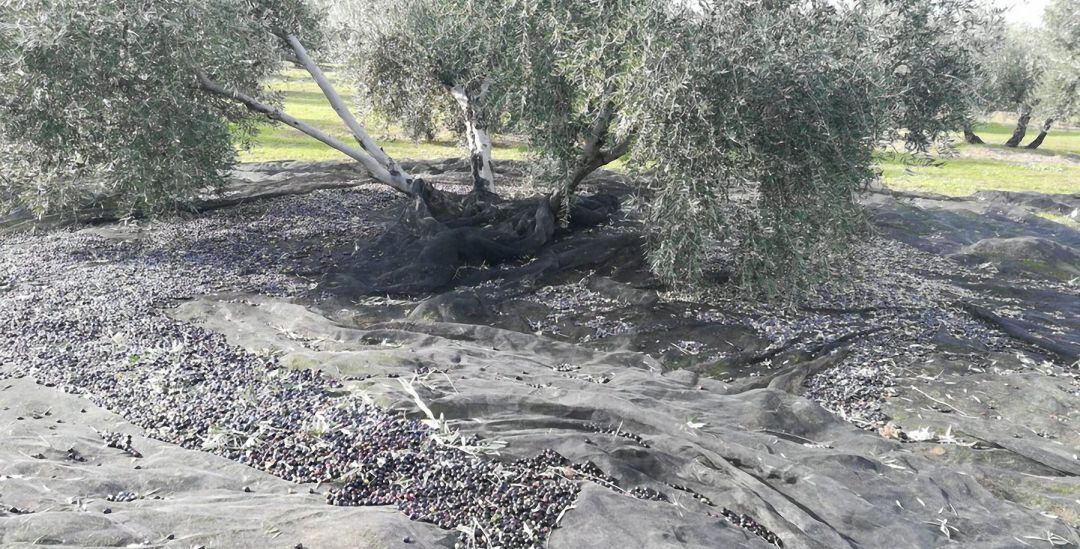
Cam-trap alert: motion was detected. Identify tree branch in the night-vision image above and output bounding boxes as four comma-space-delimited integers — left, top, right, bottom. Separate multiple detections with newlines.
195, 72, 412, 195
566, 102, 631, 193
600, 136, 631, 165
283, 35, 406, 182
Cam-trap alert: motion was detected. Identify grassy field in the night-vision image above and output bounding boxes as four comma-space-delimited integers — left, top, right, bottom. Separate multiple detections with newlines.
878, 121, 1080, 196
238, 70, 528, 163
243, 72, 1079, 197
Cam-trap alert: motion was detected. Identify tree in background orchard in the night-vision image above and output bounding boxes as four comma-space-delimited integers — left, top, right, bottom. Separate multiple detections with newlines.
1025, 0, 1079, 149
957, 6, 1006, 144
987, 28, 1048, 147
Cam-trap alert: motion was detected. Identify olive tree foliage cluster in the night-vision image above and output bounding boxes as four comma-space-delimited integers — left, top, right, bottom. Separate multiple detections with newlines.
0, 0, 321, 216
620, 0, 989, 293
333, 0, 642, 203
982, 28, 1046, 111
1038, 0, 1079, 123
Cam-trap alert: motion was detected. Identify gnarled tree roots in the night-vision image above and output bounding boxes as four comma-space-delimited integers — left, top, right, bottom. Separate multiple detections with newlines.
332, 182, 621, 295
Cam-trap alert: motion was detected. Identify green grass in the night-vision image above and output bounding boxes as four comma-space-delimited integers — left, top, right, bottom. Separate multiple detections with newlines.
1037, 212, 1080, 230
242, 73, 1079, 198
238, 70, 528, 163
878, 120, 1080, 196
878, 151, 1080, 196
965, 121, 1080, 155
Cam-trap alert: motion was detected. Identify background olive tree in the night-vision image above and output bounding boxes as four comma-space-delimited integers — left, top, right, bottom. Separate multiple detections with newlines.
0, 0, 322, 216
963, 3, 1080, 151
983, 28, 1048, 147
1027, 0, 1080, 149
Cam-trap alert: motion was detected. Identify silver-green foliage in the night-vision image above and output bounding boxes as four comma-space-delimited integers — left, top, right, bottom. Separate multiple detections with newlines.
623, 0, 987, 295
1039, 0, 1079, 121
2, 0, 988, 297
338, 0, 643, 186
983, 27, 1047, 111
0, 0, 320, 216
329, 0, 508, 141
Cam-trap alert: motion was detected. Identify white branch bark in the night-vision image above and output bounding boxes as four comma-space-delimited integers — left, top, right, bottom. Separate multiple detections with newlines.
450, 84, 496, 194
284, 35, 409, 182
196, 72, 413, 195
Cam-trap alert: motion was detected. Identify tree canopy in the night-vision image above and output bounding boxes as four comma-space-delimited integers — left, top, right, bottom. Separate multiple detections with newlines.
0, 0, 322, 216
617, 0, 986, 292
1038, 0, 1079, 123
983, 28, 1046, 111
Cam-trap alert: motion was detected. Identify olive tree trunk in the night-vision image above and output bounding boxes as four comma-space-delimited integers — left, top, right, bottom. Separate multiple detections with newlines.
1004, 105, 1032, 148
1024, 117, 1054, 150
962, 122, 984, 144
565, 101, 631, 194
199, 36, 622, 296
450, 83, 496, 194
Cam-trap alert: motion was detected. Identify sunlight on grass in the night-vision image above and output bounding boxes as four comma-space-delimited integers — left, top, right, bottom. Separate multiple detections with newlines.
238, 69, 528, 164
879, 153, 1080, 196
238, 128, 528, 163
969, 121, 1080, 155
1036, 212, 1080, 230
242, 71, 1078, 198
878, 121, 1080, 196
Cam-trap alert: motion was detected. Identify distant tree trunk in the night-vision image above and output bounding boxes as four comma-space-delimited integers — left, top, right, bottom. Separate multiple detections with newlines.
1004, 105, 1031, 147
1024, 117, 1054, 149
450, 83, 496, 194
962, 122, 984, 144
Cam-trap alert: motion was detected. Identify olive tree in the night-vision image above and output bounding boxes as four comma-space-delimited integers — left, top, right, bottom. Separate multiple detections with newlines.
1, 0, 988, 297
979, 27, 1048, 147
959, 10, 1007, 144
0, 0, 322, 216
621, 0, 988, 293
339, 0, 987, 295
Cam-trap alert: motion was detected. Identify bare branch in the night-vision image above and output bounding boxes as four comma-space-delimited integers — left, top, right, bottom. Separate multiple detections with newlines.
283, 34, 407, 182
195, 72, 412, 195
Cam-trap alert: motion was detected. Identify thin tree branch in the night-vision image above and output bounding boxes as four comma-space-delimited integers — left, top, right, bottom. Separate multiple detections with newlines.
599, 136, 631, 165
283, 34, 406, 184
195, 72, 412, 195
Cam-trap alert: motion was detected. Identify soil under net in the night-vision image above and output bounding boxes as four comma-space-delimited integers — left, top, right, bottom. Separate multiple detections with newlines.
0, 162, 1077, 548
321, 183, 623, 296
